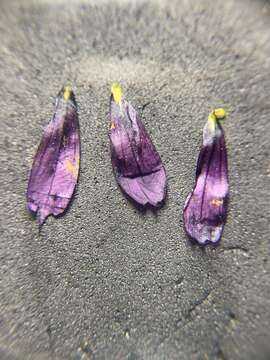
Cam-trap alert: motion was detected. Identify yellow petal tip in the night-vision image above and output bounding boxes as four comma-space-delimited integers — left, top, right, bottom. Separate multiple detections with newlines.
208, 113, 217, 130
214, 108, 226, 119
111, 83, 122, 104
63, 86, 72, 101
208, 108, 226, 130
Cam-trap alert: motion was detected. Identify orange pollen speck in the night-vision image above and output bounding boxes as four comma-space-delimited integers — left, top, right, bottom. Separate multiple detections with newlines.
64, 154, 80, 177
111, 122, 116, 129
210, 199, 224, 207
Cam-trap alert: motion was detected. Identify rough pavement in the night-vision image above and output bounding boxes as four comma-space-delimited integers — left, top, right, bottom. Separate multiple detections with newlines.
0, 0, 270, 359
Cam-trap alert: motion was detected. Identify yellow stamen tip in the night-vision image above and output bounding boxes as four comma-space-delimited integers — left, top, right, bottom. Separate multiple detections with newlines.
63, 86, 72, 101
214, 108, 226, 119
111, 83, 122, 104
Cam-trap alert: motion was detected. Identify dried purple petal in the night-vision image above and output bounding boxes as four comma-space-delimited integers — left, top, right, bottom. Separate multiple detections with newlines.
183, 109, 229, 245
109, 83, 167, 207
27, 86, 80, 225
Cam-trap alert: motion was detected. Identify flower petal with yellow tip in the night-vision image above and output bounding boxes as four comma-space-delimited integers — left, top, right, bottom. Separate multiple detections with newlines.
26, 87, 80, 225
109, 84, 167, 207
183, 109, 229, 245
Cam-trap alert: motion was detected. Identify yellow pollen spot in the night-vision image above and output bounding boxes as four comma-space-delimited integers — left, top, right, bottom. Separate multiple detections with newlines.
64, 154, 80, 177
63, 86, 72, 101
210, 199, 224, 207
111, 122, 116, 129
111, 83, 122, 104
214, 108, 226, 119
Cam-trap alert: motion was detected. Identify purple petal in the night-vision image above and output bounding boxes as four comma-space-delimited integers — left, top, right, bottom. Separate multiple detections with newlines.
27, 87, 80, 225
109, 84, 167, 207
183, 109, 229, 245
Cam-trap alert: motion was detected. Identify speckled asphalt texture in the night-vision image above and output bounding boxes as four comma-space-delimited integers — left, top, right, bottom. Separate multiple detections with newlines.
0, 0, 270, 359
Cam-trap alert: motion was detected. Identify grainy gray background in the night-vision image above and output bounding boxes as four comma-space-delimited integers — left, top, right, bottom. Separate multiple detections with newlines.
0, 0, 270, 359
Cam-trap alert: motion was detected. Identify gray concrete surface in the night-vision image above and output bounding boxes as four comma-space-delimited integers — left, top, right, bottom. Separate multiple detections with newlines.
0, 0, 270, 359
